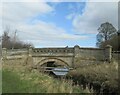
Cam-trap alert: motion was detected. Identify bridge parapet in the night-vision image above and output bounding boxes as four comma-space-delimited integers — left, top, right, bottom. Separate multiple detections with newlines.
32, 48, 74, 55
32, 48, 73, 53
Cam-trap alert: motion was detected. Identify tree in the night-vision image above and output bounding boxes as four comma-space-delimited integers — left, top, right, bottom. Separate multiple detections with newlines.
99, 33, 119, 51
96, 22, 117, 47
1, 27, 34, 49
2, 31, 11, 49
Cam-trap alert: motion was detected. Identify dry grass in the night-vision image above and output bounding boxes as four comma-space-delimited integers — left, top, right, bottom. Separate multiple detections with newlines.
2, 57, 83, 93
68, 59, 118, 94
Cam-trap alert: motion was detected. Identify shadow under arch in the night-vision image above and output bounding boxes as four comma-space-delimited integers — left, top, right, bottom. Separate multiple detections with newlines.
37, 58, 69, 68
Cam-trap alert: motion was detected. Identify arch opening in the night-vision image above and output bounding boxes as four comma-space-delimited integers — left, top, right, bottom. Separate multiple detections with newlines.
38, 58, 69, 67
37, 58, 69, 75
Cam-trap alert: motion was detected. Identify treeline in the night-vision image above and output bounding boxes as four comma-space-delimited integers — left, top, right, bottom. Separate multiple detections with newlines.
99, 34, 120, 51
0, 28, 33, 49
96, 22, 120, 51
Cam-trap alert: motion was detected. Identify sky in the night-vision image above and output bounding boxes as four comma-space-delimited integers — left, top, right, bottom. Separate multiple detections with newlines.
0, 0, 119, 48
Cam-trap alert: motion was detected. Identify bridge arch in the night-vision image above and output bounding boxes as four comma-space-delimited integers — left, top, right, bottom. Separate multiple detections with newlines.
37, 58, 69, 68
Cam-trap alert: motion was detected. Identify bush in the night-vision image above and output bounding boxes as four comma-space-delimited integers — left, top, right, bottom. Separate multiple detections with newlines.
67, 61, 118, 94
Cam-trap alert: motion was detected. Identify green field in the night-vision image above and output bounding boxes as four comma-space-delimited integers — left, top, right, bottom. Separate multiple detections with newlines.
2, 62, 84, 93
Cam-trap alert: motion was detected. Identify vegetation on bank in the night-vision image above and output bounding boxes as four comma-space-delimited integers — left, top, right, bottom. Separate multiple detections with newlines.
2, 62, 84, 93
67, 60, 119, 94
2, 54, 119, 94
0, 70, 1, 94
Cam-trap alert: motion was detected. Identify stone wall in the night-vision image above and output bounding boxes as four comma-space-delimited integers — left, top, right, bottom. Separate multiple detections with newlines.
76, 47, 105, 60
112, 51, 120, 60
2, 48, 28, 60
74, 45, 112, 61
73, 45, 112, 67
2, 45, 113, 68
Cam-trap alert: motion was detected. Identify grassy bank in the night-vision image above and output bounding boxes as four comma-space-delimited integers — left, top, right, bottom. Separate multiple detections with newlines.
2, 61, 84, 93
0, 70, 1, 94
67, 60, 119, 94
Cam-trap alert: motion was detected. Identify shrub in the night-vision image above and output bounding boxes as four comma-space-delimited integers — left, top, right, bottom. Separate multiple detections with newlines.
67, 61, 118, 94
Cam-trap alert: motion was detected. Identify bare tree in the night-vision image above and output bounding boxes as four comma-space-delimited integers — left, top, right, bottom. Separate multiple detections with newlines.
1, 27, 34, 49
2, 31, 10, 49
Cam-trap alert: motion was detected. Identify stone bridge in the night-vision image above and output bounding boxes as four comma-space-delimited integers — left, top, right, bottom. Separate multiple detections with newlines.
2, 45, 112, 68
31, 47, 74, 68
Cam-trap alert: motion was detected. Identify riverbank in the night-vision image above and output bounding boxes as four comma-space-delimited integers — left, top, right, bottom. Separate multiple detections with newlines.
2, 61, 85, 93
67, 60, 119, 94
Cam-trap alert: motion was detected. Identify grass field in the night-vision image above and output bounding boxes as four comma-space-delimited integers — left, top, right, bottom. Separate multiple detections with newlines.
2, 59, 85, 93
2, 57, 119, 94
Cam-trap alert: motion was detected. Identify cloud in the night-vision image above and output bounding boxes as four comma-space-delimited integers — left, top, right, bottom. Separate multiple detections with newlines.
1, 2, 54, 36
2, 2, 54, 25
14, 20, 88, 47
66, 2, 86, 20
16, 20, 87, 41
1, 2, 88, 47
2, 0, 62, 3
2, 0, 119, 3
1, 1, 118, 47
72, 2, 118, 34
88, 0, 119, 2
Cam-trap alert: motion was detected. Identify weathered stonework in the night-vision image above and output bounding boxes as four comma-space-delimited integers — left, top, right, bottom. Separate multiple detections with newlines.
105, 45, 112, 62
2, 45, 113, 68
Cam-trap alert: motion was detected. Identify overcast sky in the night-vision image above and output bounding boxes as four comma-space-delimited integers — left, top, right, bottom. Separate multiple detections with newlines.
0, 0, 119, 48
